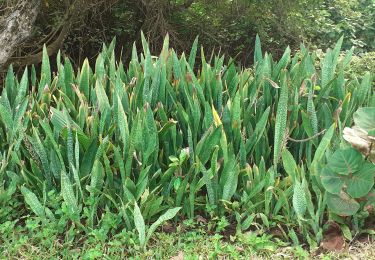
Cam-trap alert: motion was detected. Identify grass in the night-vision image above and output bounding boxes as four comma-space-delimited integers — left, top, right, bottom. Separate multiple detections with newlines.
1, 217, 374, 259
2, 232, 374, 259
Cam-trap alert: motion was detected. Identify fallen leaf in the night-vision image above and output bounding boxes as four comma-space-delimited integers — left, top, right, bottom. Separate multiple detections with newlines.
270, 227, 283, 238
196, 215, 207, 224
162, 222, 176, 233
321, 222, 346, 252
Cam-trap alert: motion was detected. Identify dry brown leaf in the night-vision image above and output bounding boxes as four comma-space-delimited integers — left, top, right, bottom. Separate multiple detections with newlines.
196, 215, 207, 224
162, 222, 176, 234
321, 222, 346, 252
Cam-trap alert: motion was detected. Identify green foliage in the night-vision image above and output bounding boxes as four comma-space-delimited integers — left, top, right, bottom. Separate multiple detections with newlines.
321, 107, 375, 216
0, 35, 374, 252
350, 52, 375, 77
308, 0, 375, 53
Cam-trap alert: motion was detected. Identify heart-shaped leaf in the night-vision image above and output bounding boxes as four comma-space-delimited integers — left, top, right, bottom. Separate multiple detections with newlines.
326, 191, 360, 216
327, 148, 363, 175
321, 166, 345, 194
346, 162, 375, 198
353, 107, 375, 134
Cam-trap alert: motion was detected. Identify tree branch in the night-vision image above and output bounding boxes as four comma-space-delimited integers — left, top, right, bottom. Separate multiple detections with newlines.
0, 0, 40, 68
6, 23, 71, 67
288, 129, 327, 143
3, 0, 97, 69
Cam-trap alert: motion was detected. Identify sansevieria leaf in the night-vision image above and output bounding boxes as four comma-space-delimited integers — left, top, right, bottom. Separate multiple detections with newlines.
282, 150, 297, 182
21, 186, 45, 218
134, 202, 146, 247
293, 181, 306, 219
254, 34, 262, 65
61, 171, 78, 215
79, 59, 90, 99
146, 207, 181, 245
41, 44, 51, 87
273, 71, 288, 166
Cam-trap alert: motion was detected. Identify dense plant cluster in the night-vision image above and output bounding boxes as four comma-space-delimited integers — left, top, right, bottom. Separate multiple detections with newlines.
0, 35, 374, 250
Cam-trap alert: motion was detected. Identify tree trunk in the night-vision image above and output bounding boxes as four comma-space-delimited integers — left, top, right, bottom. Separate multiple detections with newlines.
0, 0, 40, 68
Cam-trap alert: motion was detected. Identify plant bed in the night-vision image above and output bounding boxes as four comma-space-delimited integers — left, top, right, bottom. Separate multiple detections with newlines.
0, 34, 374, 255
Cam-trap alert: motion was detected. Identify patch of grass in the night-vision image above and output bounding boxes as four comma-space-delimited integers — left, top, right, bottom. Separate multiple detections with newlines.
1, 217, 374, 259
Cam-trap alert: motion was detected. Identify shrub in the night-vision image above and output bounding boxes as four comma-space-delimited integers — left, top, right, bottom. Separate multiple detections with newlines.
351, 52, 375, 77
